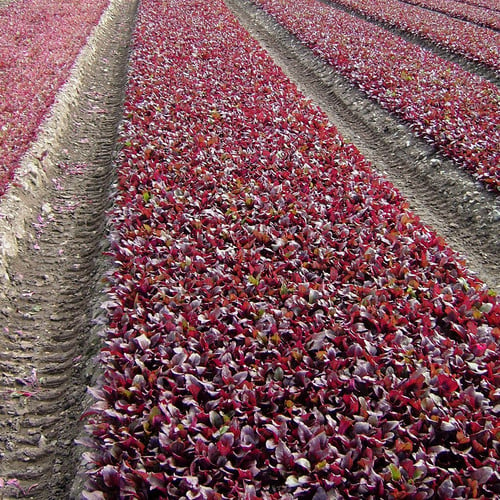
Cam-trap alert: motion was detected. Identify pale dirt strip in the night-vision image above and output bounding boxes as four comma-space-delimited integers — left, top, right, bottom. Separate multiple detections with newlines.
0, 0, 138, 497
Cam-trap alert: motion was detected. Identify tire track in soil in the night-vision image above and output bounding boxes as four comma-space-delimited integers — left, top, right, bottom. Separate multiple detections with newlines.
0, 0, 138, 497
226, 0, 500, 292
319, 0, 499, 85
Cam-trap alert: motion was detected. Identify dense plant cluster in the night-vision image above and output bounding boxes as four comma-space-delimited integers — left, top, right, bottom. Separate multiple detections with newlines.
464, 0, 499, 10
328, 0, 499, 70
83, 0, 500, 497
0, 0, 108, 197
253, 0, 500, 192
400, 0, 500, 31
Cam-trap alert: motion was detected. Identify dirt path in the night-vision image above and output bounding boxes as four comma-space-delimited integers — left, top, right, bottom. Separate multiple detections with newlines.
0, 0, 137, 497
226, 0, 499, 292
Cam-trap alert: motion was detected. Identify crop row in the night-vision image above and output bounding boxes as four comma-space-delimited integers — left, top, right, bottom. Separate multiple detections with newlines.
328, 0, 499, 70
82, 0, 499, 497
0, 0, 109, 198
253, 0, 500, 192
401, 0, 500, 30
459, 0, 499, 12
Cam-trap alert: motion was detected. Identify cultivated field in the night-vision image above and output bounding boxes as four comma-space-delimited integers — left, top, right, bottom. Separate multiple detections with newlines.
0, 0, 498, 498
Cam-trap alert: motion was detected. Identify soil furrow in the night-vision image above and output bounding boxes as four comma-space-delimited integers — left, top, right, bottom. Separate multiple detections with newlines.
0, 0, 137, 497
226, 0, 499, 291
320, 0, 499, 85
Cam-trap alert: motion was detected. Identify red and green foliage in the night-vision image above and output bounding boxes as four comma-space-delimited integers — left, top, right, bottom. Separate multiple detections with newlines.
453, 0, 499, 11
83, 0, 499, 498
327, 0, 500, 70
401, 0, 500, 31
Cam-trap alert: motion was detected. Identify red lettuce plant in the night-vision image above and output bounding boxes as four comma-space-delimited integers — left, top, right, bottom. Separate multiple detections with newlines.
253, 0, 500, 192
0, 0, 109, 198
327, 0, 500, 70
82, 0, 500, 497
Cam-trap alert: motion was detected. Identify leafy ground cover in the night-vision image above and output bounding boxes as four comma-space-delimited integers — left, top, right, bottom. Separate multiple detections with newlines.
462, 0, 500, 12
0, 0, 109, 197
459, 0, 499, 11
327, 0, 500, 71
253, 0, 500, 193
82, 0, 500, 497
400, 0, 500, 30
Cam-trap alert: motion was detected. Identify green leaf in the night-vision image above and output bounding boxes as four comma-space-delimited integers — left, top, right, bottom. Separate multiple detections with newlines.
273, 366, 284, 381
389, 464, 402, 481
285, 476, 299, 488
248, 274, 260, 286
218, 425, 230, 436
479, 302, 493, 314
457, 277, 469, 291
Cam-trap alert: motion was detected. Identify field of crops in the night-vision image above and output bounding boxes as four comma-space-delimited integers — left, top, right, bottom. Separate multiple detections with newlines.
327, 0, 500, 70
253, 0, 500, 192
0, 0, 109, 197
0, 0, 498, 498
78, 0, 499, 497
401, 0, 500, 30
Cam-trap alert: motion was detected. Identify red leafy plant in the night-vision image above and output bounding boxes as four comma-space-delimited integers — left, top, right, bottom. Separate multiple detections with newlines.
81, 0, 500, 498
401, 0, 500, 31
